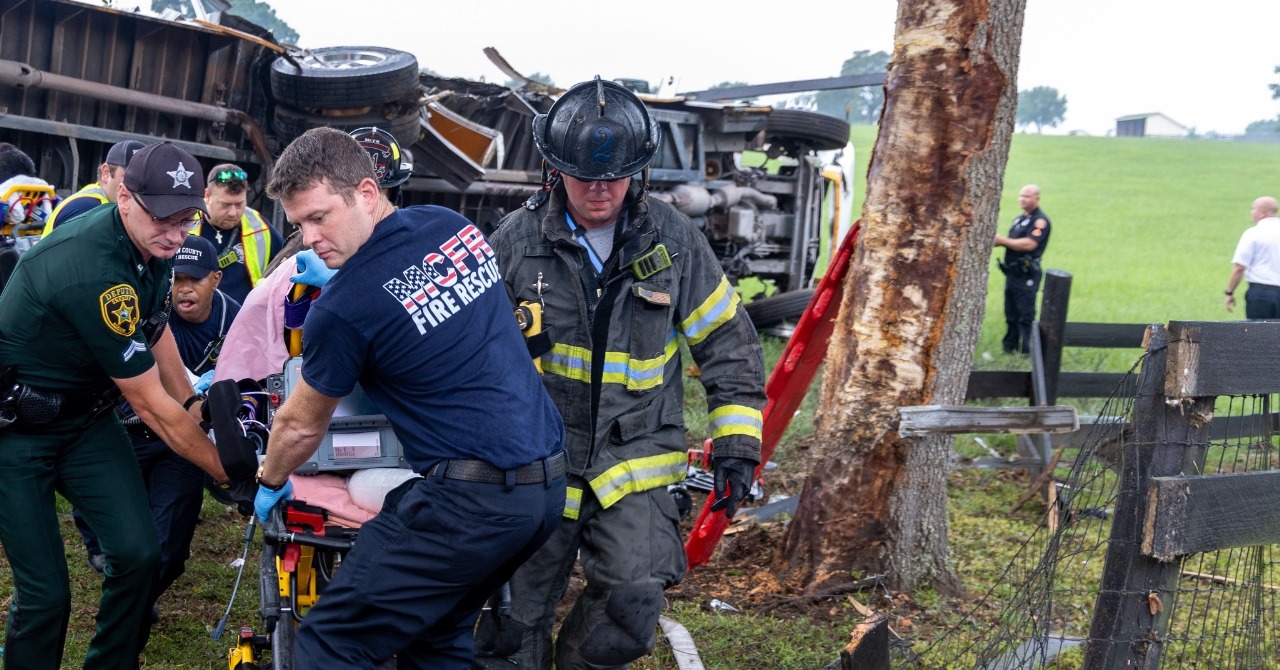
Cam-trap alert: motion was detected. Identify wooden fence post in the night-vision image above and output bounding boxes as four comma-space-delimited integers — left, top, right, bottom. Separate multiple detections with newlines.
1083, 324, 1212, 669
839, 614, 889, 670
1038, 270, 1071, 405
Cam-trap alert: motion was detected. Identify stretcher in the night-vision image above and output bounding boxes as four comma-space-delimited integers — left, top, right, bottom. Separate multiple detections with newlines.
209, 363, 408, 669
226, 498, 355, 670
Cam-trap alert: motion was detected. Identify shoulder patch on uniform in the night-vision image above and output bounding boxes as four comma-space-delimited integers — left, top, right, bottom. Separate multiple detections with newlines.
1034, 219, 1047, 229
1031, 229, 1043, 237
634, 286, 672, 305
100, 284, 141, 337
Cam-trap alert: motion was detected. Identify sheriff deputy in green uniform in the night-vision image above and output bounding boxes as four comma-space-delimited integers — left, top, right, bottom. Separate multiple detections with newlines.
0, 141, 257, 669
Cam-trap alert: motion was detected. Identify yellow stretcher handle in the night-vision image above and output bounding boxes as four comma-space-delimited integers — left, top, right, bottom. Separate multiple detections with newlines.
286, 283, 306, 357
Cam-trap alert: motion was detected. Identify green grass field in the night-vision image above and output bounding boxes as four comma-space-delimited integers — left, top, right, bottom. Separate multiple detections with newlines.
848, 126, 1280, 362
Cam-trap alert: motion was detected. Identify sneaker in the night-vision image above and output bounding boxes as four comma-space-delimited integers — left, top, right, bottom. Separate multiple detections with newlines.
87, 552, 106, 575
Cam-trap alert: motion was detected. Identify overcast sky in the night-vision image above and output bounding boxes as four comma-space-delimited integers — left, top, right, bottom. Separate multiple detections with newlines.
235, 0, 1279, 136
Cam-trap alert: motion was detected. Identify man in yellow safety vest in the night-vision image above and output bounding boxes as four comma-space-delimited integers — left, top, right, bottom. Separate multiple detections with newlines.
192, 163, 282, 303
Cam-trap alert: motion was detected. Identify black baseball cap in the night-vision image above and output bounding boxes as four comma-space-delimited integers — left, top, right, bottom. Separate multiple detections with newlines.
123, 141, 208, 219
172, 234, 219, 279
105, 140, 146, 168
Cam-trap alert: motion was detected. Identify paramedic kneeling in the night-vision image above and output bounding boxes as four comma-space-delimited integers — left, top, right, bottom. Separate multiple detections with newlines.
253, 127, 566, 668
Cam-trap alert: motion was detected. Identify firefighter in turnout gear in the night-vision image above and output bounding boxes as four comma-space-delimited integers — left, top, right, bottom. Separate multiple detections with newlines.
475, 77, 767, 669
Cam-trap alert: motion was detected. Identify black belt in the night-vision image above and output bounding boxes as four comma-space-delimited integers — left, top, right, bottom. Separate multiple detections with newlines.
427, 451, 567, 485
4, 384, 119, 427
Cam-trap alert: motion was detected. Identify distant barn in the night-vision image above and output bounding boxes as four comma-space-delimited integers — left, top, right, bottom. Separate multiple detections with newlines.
1115, 113, 1188, 138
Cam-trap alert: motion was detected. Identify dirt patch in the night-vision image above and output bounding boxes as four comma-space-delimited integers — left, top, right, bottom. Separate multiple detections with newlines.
556, 457, 934, 636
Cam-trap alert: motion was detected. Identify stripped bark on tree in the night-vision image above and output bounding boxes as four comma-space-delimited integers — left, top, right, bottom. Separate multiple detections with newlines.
781, 0, 1027, 594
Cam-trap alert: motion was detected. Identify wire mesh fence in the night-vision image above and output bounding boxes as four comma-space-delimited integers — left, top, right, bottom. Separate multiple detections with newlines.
889, 344, 1280, 670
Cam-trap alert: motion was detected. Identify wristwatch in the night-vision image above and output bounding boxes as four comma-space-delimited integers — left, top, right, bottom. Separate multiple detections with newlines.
1225, 290, 1234, 296
182, 393, 205, 411
255, 463, 287, 492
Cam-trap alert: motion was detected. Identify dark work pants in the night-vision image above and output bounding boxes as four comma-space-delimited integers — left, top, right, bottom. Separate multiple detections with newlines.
1245, 283, 1280, 319
0, 413, 159, 670
1003, 271, 1042, 354
293, 464, 565, 669
487, 480, 687, 670
73, 428, 206, 599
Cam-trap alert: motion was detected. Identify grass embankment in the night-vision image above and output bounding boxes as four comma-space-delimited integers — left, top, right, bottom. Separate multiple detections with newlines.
5, 131, 1280, 668
849, 126, 1280, 363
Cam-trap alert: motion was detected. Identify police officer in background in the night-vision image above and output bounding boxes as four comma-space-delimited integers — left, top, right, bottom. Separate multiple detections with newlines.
476, 77, 767, 670
192, 163, 282, 303
995, 183, 1052, 355
0, 141, 255, 668
42, 139, 146, 233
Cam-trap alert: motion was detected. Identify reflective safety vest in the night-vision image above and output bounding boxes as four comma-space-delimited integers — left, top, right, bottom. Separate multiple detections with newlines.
42, 183, 109, 236
195, 207, 274, 287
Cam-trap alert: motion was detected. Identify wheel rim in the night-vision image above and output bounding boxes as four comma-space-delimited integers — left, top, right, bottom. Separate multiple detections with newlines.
304, 49, 391, 70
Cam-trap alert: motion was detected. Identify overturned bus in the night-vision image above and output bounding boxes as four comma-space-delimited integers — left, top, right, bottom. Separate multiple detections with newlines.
0, 0, 855, 318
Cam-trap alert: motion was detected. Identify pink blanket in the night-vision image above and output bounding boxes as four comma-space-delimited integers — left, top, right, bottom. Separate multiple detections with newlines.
287, 474, 375, 528
214, 261, 295, 384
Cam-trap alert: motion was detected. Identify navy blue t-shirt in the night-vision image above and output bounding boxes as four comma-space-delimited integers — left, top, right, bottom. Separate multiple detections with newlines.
301, 206, 564, 472
171, 289, 240, 375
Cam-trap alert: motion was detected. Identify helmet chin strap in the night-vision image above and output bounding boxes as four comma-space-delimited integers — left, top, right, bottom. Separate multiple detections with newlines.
636, 166, 651, 201
541, 162, 561, 192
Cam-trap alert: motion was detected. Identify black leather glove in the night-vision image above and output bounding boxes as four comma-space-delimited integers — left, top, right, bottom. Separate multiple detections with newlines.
215, 477, 258, 517
207, 380, 259, 482
709, 456, 757, 519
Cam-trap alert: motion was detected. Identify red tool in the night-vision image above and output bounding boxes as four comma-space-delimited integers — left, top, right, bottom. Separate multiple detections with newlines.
684, 222, 860, 569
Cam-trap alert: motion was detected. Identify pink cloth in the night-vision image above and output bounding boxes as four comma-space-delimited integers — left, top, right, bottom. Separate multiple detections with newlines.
214, 261, 295, 383
287, 474, 375, 528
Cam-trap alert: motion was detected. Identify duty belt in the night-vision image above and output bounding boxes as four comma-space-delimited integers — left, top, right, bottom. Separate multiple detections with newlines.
427, 451, 568, 485
0, 382, 120, 428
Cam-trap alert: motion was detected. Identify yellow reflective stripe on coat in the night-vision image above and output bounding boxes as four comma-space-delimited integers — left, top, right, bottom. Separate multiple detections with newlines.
240, 208, 273, 287
544, 343, 593, 383
709, 404, 764, 441
680, 276, 740, 346
588, 451, 687, 509
564, 486, 583, 520
544, 337, 679, 390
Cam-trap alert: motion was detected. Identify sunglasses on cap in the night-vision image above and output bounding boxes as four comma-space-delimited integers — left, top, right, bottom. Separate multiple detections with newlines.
213, 168, 248, 184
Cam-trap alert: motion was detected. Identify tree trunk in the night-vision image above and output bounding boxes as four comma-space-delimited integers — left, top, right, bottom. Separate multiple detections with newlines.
780, 0, 1026, 595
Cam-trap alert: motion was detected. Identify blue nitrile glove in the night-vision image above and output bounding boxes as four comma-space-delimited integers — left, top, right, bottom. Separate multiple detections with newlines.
254, 478, 294, 523
193, 369, 216, 394
290, 249, 337, 287
709, 456, 757, 519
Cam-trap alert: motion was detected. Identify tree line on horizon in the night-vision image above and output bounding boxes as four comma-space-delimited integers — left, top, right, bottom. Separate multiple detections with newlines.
1244, 65, 1280, 136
